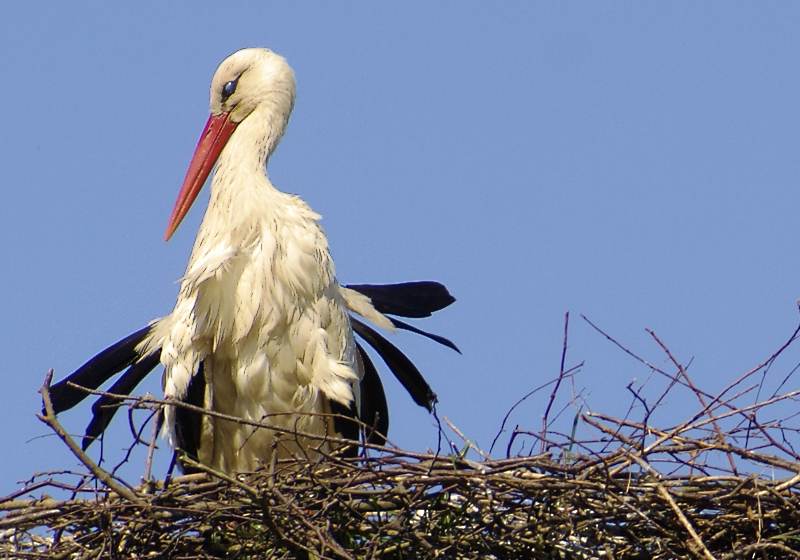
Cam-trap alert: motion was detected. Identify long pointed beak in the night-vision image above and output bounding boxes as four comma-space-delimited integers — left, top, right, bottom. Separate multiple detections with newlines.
164, 112, 238, 240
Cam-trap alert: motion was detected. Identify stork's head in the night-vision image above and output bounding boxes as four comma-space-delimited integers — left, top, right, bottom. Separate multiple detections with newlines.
164, 48, 296, 240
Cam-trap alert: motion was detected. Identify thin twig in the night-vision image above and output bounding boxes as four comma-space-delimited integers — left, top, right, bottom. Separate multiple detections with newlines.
38, 370, 145, 507
541, 312, 571, 454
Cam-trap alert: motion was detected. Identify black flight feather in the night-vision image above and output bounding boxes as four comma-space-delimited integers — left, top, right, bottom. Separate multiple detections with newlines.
329, 398, 359, 457
345, 281, 455, 318
81, 351, 161, 450
357, 343, 389, 445
330, 343, 389, 451
389, 317, 461, 354
50, 281, 453, 415
174, 361, 206, 468
350, 317, 437, 411
50, 280, 454, 448
49, 325, 152, 414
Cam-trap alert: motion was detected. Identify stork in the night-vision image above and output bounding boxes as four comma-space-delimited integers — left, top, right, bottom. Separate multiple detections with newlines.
49, 48, 457, 474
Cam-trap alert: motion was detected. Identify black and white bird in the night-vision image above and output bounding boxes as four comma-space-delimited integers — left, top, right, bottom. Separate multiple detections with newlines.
50, 48, 457, 474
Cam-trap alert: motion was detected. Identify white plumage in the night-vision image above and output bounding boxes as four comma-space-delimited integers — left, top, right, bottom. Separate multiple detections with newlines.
141, 48, 367, 472
49, 48, 457, 477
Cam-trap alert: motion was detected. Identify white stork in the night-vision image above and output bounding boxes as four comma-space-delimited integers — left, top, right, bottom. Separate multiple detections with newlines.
49, 48, 457, 474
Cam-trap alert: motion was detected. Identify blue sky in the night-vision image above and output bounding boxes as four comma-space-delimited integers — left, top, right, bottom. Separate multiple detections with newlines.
2, 4, 800, 488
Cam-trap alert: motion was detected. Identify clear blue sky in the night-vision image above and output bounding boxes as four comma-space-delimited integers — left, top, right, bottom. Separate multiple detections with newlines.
2, 4, 800, 488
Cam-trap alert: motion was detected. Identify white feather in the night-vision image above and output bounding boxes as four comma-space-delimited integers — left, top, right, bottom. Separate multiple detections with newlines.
141, 49, 371, 473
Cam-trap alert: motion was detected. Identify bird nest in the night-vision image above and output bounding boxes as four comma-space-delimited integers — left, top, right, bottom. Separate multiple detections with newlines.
4, 315, 800, 559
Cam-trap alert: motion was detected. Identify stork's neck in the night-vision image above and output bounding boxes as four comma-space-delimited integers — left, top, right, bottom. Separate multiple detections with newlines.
217, 101, 289, 181
193, 101, 294, 250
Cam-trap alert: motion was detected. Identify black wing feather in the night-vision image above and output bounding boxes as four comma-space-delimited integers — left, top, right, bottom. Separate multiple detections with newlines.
389, 317, 461, 354
81, 351, 161, 450
350, 317, 437, 411
357, 343, 389, 445
346, 281, 455, 318
50, 325, 152, 414
53, 281, 455, 450
330, 344, 390, 451
174, 361, 206, 467
329, 398, 359, 457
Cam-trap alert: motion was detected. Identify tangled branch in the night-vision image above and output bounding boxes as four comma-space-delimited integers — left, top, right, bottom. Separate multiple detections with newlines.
3, 315, 800, 558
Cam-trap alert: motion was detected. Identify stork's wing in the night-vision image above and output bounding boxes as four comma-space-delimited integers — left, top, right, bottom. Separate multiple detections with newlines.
49, 281, 457, 449
351, 318, 438, 412
345, 281, 455, 318
81, 352, 160, 450
173, 361, 206, 465
330, 343, 390, 448
49, 325, 152, 414
388, 317, 460, 353
344, 280, 460, 352
356, 344, 389, 445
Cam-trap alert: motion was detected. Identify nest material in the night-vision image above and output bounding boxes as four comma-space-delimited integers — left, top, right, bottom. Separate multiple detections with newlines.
2, 449, 799, 559
3, 315, 800, 559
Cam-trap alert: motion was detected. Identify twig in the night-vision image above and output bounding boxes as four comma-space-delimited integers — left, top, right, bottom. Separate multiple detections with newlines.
624, 450, 716, 560
490, 363, 582, 456
541, 312, 571, 454
37, 370, 145, 507
647, 328, 739, 475
143, 406, 163, 483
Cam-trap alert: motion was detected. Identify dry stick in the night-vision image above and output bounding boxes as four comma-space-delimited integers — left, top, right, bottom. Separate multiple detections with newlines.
666, 389, 800, 449
701, 314, 800, 435
735, 542, 800, 559
431, 404, 450, 466
646, 359, 682, 427
74, 382, 424, 460
489, 363, 583, 456
774, 471, 800, 492
3, 450, 796, 556
38, 370, 146, 508
584, 314, 800, 418
584, 315, 708, 413
740, 415, 800, 465
179, 456, 259, 498
0, 480, 63, 506
443, 416, 490, 461
143, 407, 163, 483
744, 362, 774, 451
111, 406, 158, 478
83, 387, 382, 457
583, 315, 800, 467
675, 386, 800, 451
541, 312, 571, 454
171, 459, 321, 559
271, 477, 356, 560
768, 359, 800, 401
583, 314, 728, 468
647, 328, 739, 476
582, 314, 670, 376
27, 318, 800, 556
586, 412, 800, 475
624, 450, 716, 560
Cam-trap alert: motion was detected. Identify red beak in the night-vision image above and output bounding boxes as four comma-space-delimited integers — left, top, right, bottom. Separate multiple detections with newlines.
164, 112, 238, 240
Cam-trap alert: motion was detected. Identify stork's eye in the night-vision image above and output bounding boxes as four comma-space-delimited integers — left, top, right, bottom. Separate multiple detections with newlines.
222, 78, 238, 101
